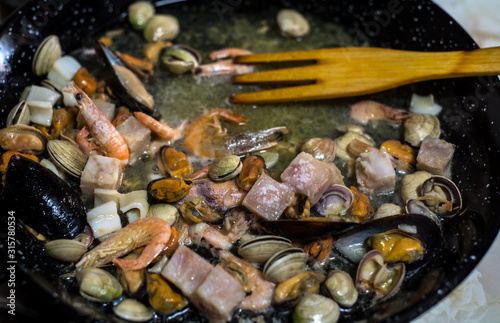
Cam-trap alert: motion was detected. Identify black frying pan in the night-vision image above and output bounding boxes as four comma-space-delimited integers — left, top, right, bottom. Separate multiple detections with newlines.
1, 0, 500, 322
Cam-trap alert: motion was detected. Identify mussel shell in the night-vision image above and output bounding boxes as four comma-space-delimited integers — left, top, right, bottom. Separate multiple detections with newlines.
5, 155, 87, 239
94, 41, 158, 118
47, 139, 88, 178
32, 35, 62, 76
260, 217, 357, 240
334, 214, 442, 265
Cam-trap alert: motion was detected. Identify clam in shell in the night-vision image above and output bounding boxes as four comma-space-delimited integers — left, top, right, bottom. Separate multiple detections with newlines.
6, 101, 31, 127
47, 140, 88, 178
44, 239, 87, 262
238, 235, 292, 264
263, 247, 308, 284
276, 9, 310, 38
32, 35, 62, 76
77, 268, 123, 302
113, 298, 154, 322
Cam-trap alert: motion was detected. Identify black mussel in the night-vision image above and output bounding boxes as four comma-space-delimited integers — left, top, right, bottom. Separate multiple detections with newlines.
333, 214, 442, 264
260, 218, 358, 240
94, 41, 158, 117
4, 155, 86, 240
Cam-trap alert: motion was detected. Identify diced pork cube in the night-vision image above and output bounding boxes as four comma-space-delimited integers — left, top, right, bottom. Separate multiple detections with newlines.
117, 116, 151, 163
355, 149, 395, 193
416, 136, 455, 176
280, 152, 343, 204
242, 173, 295, 220
161, 245, 214, 298
80, 155, 123, 198
191, 266, 246, 321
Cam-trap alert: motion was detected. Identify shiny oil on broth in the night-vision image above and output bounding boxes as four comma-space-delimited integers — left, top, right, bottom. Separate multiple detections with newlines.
77, 3, 407, 209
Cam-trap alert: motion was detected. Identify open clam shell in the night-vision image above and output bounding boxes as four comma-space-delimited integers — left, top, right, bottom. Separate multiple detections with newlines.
6, 101, 30, 126
47, 139, 88, 178
44, 239, 87, 262
32, 35, 62, 76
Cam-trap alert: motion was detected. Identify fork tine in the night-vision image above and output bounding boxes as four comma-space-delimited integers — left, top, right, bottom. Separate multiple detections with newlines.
230, 83, 338, 104
234, 48, 344, 64
232, 64, 327, 84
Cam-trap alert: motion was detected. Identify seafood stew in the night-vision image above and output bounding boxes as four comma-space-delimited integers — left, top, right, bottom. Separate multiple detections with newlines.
1, 0, 500, 322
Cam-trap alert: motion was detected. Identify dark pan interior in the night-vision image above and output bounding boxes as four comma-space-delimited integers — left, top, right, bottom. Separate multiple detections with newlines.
1, 0, 500, 322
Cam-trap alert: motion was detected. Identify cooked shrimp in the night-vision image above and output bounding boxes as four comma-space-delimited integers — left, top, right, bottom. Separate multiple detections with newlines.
209, 48, 253, 60
70, 83, 129, 169
350, 100, 412, 125
199, 211, 250, 250
76, 217, 171, 271
219, 250, 275, 311
195, 59, 254, 77
76, 126, 106, 157
134, 111, 186, 141
184, 108, 287, 158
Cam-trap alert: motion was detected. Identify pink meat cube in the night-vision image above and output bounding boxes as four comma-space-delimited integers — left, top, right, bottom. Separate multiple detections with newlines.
280, 152, 343, 204
191, 266, 246, 321
355, 149, 395, 193
116, 116, 151, 163
80, 155, 123, 198
161, 245, 213, 297
242, 173, 295, 220
417, 136, 455, 176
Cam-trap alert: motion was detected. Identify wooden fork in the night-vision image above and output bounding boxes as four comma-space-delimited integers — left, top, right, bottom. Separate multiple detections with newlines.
230, 46, 500, 104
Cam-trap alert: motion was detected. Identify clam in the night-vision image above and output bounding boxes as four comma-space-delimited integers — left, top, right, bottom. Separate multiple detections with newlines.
47, 139, 88, 178
4, 155, 87, 240
372, 203, 404, 220
420, 175, 462, 217
0, 124, 47, 155
400, 171, 432, 203
32, 35, 62, 76
263, 248, 308, 284
324, 270, 358, 307
293, 293, 340, 323
276, 9, 310, 38
113, 299, 154, 322
147, 203, 179, 225
94, 41, 156, 116
238, 235, 292, 264
179, 197, 223, 224
315, 185, 354, 218
404, 114, 440, 147
44, 239, 87, 262
143, 14, 180, 42
301, 137, 337, 163
356, 250, 406, 302
116, 253, 147, 298
147, 177, 193, 203
366, 229, 425, 263
161, 45, 201, 75
6, 101, 30, 126
128, 1, 155, 30
334, 131, 375, 162
77, 267, 123, 302
209, 155, 243, 182
273, 271, 325, 308
237, 155, 267, 191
